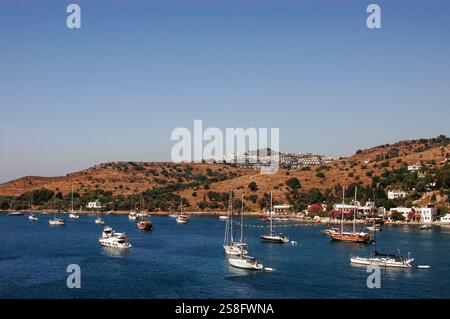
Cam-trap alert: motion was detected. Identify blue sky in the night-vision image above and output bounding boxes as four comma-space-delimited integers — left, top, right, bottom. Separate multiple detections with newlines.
1, 0, 449, 182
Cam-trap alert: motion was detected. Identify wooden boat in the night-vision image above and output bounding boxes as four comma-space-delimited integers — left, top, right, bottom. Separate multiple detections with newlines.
329, 187, 372, 244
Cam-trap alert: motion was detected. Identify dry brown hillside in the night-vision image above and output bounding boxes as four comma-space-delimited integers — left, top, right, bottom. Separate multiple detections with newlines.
0, 137, 448, 209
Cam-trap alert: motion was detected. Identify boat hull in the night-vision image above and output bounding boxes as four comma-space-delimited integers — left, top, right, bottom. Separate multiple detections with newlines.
228, 257, 263, 270
350, 257, 414, 269
99, 239, 132, 249
329, 232, 373, 243
224, 243, 248, 256
260, 234, 289, 243
137, 221, 153, 231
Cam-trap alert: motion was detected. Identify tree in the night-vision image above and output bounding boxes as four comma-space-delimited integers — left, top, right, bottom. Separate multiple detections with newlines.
390, 211, 405, 222
316, 172, 325, 179
248, 182, 258, 192
286, 177, 301, 190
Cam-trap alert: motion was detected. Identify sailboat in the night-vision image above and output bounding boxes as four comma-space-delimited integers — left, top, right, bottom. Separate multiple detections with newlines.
176, 201, 190, 224
228, 194, 263, 270
260, 192, 289, 243
49, 194, 65, 225
28, 193, 38, 221
351, 226, 414, 268
128, 194, 137, 220
224, 192, 248, 255
328, 187, 372, 244
136, 196, 153, 230
8, 196, 23, 216
95, 214, 105, 224
68, 186, 79, 219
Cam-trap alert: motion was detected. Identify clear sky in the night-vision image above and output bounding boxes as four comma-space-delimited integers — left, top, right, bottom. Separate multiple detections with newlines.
0, 0, 449, 182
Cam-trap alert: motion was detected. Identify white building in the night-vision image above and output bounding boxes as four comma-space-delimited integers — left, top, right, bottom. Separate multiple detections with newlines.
418, 206, 438, 223
388, 190, 407, 200
389, 206, 437, 223
389, 207, 413, 221
333, 201, 376, 216
440, 214, 450, 223
87, 201, 102, 209
407, 164, 421, 172
272, 204, 291, 215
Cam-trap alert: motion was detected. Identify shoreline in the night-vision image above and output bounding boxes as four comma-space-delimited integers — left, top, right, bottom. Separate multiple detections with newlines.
2, 209, 449, 227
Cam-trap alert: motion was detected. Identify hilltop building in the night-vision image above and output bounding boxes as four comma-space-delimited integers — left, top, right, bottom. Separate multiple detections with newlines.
87, 201, 102, 210
388, 190, 407, 200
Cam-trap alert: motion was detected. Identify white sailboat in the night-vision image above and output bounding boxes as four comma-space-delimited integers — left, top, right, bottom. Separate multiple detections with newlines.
95, 214, 105, 224
28, 193, 38, 221
68, 186, 79, 219
49, 194, 65, 225
229, 255, 264, 270
228, 193, 263, 270
175, 201, 190, 224
128, 195, 137, 220
49, 215, 65, 225
260, 192, 289, 243
224, 192, 248, 255
351, 224, 414, 269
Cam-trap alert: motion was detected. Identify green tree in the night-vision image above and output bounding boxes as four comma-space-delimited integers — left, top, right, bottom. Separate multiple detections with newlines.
248, 182, 258, 192
286, 177, 301, 190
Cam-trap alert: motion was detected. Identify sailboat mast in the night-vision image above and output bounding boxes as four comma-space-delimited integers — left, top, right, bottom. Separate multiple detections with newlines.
240, 193, 244, 243
270, 192, 273, 235
353, 186, 357, 233
230, 191, 233, 243
341, 187, 345, 235
71, 185, 74, 213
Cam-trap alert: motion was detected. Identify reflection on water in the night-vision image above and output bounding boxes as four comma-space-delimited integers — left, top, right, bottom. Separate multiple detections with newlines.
101, 247, 130, 259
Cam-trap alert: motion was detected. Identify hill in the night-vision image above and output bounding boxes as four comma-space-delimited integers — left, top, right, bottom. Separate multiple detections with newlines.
0, 135, 448, 212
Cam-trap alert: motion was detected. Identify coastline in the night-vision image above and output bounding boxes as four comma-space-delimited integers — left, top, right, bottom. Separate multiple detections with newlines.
2, 209, 449, 227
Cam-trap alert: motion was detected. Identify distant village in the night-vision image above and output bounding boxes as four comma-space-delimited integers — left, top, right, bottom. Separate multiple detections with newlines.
213, 149, 335, 169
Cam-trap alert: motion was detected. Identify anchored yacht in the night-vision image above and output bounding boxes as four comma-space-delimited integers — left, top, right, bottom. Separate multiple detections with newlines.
98, 226, 132, 249
229, 255, 264, 270
261, 192, 289, 244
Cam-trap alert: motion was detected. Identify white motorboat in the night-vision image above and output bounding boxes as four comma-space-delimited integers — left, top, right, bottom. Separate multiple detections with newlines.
261, 192, 289, 244
229, 255, 264, 270
98, 226, 132, 249
420, 224, 432, 230
28, 213, 38, 221
223, 192, 249, 255
219, 215, 229, 221
49, 217, 65, 225
95, 217, 105, 224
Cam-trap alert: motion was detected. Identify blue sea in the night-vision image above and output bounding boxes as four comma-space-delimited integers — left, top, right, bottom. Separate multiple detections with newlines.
0, 213, 449, 299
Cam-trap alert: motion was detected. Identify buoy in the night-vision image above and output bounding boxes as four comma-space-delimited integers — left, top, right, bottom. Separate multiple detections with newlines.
418, 265, 431, 269
291, 241, 298, 245
264, 267, 276, 272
